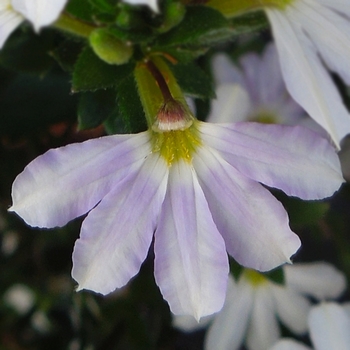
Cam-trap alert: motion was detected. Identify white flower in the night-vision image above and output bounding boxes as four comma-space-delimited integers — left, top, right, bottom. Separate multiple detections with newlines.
271, 302, 350, 350
265, 0, 350, 148
0, 0, 68, 48
9, 102, 344, 320
209, 43, 307, 126
174, 262, 346, 350
122, 0, 159, 12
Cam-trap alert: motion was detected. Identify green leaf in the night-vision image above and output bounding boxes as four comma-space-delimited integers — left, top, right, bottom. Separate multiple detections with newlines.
66, 0, 95, 21
77, 89, 116, 130
72, 47, 134, 92
105, 75, 147, 134
156, 6, 234, 48
169, 62, 215, 99
229, 10, 269, 35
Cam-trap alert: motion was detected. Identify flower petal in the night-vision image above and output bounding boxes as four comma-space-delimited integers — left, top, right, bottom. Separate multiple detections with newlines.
10, 132, 151, 228
154, 159, 229, 320
0, 5, 23, 48
309, 303, 350, 350
12, 0, 67, 31
207, 84, 251, 123
72, 152, 168, 295
200, 122, 344, 200
193, 145, 300, 271
294, 0, 350, 85
271, 339, 312, 350
246, 284, 280, 350
205, 275, 254, 350
122, 0, 159, 12
271, 284, 310, 334
266, 8, 350, 148
284, 262, 347, 300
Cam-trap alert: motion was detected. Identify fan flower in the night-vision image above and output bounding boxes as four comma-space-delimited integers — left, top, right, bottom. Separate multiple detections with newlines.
9, 99, 344, 320
209, 43, 307, 126
271, 302, 350, 350
265, 0, 350, 148
0, 0, 68, 48
174, 262, 346, 350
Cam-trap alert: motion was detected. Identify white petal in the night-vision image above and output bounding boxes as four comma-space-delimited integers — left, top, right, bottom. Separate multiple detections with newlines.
205, 275, 254, 350
207, 84, 251, 123
271, 284, 310, 334
122, 0, 159, 12
71, 153, 168, 295
10, 133, 151, 228
193, 145, 301, 271
309, 303, 350, 350
246, 284, 280, 350
266, 8, 350, 148
271, 339, 312, 350
200, 122, 344, 200
0, 5, 23, 48
212, 53, 243, 86
173, 314, 212, 333
154, 159, 229, 320
12, 0, 67, 31
284, 262, 347, 300
294, 0, 350, 85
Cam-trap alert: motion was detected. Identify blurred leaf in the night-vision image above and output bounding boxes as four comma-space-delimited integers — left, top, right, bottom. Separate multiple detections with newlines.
229, 10, 269, 35
156, 6, 234, 47
264, 267, 285, 285
72, 47, 134, 92
78, 89, 116, 130
169, 62, 215, 98
66, 0, 95, 21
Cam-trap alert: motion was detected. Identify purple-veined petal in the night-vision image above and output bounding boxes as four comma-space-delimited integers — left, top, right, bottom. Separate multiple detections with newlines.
72, 152, 168, 295
12, 0, 67, 31
10, 132, 151, 228
284, 262, 346, 300
205, 275, 254, 350
271, 284, 310, 334
207, 84, 250, 123
266, 7, 350, 148
271, 339, 312, 350
193, 145, 300, 271
200, 122, 344, 200
309, 303, 350, 350
154, 159, 229, 320
0, 4, 23, 48
246, 284, 280, 350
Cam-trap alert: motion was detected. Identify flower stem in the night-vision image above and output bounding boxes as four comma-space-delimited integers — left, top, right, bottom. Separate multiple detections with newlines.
53, 13, 96, 39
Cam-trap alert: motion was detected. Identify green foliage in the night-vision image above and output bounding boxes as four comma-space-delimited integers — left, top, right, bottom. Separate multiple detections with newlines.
72, 47, 134, 92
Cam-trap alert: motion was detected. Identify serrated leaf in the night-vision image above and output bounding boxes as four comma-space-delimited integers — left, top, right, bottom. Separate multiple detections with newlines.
72, 47, 134, 92
169, 62, 215, 99
156, 6, 234, 47
105, 75, 147, 134
78, 89, 116, 130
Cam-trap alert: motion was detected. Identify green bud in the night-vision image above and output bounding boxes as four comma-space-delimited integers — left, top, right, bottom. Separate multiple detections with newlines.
89, 28, 133, 65
158, 1, 186, 33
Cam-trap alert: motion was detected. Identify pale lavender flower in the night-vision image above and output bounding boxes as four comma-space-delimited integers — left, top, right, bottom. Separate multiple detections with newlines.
265, 0, 350, 148
210, 44, 306, 126
271, 302, 350, 350
0, 0, 68, 48
174, 262, 346, 350
9, 117, 343, 319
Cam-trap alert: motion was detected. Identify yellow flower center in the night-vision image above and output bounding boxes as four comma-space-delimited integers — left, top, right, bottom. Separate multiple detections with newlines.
151, 124, 202, 166
243, 269, 268, 287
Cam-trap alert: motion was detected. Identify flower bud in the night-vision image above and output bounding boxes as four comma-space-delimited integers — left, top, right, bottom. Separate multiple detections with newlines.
89, 28, 133, 65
